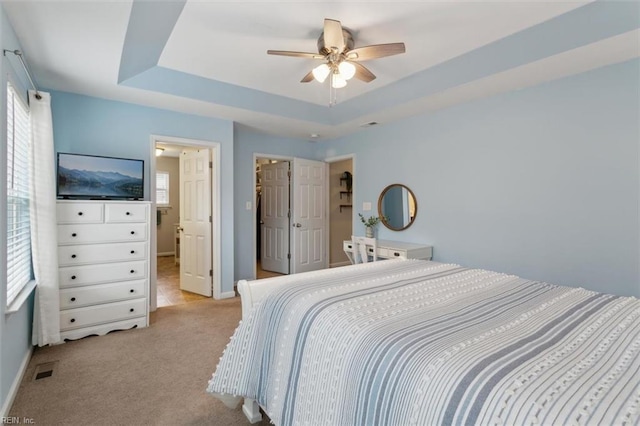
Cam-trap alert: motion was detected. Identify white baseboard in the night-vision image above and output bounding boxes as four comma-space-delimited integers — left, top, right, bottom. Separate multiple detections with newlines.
157, 252, 175, 257
330, 261, 351, 268
219, 291, 236, 299
0, 346, 33, 418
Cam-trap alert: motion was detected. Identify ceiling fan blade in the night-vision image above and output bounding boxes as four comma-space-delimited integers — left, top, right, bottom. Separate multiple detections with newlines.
346, 43, 406, 61
323, 19, 345, 52
352, 62, 376, 83
267, 50, 324, 60
300, 70, 315, 83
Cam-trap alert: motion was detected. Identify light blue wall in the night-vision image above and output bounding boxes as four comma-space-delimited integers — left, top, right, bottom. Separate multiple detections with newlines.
0, 6, 35, 414
233, 125, 317, 280
49, 92, 236, 294
319, 59, 640, 297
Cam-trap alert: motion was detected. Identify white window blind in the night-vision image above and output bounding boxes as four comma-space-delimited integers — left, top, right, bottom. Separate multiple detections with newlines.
6, 83, 33, 306
156, 171, 169, 205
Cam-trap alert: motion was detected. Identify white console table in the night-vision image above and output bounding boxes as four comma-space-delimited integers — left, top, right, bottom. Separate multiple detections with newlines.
343, 239, 433, 263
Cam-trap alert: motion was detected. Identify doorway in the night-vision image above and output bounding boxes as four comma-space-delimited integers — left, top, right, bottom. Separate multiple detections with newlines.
253, 154, 331, 279
328, 156, 354, 267
149, 136, 221, 312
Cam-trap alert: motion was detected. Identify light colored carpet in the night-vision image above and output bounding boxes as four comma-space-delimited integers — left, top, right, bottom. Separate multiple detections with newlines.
9, 297, 272, 425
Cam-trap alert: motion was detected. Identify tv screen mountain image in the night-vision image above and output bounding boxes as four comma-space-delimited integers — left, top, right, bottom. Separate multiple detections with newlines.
57, 153, 144, 199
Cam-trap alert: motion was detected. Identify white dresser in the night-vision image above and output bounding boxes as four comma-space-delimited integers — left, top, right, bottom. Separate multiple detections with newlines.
57, 200, 150, 340
344, 239, 433, 263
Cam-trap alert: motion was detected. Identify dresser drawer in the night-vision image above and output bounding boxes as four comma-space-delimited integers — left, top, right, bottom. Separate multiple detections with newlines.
57, 202, 104, 224
59, 260, 147, 288
105, 203, 149, 223
60, 298, 146, 331
58, 242, 147, 266
60, 280, 146, 309
58, 223, 147, 245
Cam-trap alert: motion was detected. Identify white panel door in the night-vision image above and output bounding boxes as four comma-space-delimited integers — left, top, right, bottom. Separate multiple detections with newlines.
260, 161, 290, 274
291, 158, 328, 274
179, 149, 212, 296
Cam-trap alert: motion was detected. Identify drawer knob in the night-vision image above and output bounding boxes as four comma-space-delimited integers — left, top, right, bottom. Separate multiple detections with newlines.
70, 297, 76, 302
77, 211, 83, 216
126, 212, 131, 216
394, 252, 400, 257
129, 308, 135, 313
71, 254, 77, 259
130, 231, 135, 235
130, 250, 135, 254
130, 270, 135, 274
71, 275, 77, 280
129, 289, 135, 293
71, 233, 77, 237
70, 318, 76, 323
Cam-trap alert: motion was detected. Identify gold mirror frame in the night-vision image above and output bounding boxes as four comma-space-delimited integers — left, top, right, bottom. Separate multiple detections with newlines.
378, 184, 418, 231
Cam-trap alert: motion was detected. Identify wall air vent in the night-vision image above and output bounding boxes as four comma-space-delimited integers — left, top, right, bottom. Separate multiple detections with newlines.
360, 121, 379, 127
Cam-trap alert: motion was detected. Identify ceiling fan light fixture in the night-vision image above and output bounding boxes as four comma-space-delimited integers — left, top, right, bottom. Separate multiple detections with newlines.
331, 73, 347, 89
338, 61, 356, 80
312, 63, 330, 83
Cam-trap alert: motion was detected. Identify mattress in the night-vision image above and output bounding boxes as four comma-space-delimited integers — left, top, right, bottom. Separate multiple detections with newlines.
207, 259, 640, 425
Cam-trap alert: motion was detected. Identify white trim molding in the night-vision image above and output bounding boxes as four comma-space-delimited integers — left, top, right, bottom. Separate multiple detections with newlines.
0, 346, 32, 418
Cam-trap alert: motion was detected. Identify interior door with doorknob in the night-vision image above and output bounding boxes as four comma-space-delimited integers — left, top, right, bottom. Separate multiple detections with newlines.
260, 161, 290, 274
179, 149, 212, 296
291, 158, 328, 274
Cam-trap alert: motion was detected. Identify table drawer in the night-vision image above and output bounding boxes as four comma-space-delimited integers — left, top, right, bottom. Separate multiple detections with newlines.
387, 249, 407, 259
58, 223, 147, 245
376, 248, 389, 257
105, 203, 149, 223
58, 242, 147, 266
59, 260, 147, 288
57, 203, 104, 224
59, 280, 147, 309
343, 241, 354, 251
60, 298, 146, 331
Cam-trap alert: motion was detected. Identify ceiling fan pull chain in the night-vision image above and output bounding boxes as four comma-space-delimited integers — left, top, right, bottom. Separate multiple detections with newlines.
329, 81, 336, 107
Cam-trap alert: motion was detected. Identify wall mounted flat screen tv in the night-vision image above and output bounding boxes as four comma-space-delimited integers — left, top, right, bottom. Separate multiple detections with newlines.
57, 152, 144, 200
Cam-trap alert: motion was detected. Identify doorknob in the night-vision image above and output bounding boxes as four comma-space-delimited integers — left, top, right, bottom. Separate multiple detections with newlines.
259, 220, 264, 225
293, 223, 302, 228
178, 227, 184, 232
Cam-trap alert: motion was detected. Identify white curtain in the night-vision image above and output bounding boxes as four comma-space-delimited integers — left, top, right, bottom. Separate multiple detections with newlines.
29, 90, 61, 346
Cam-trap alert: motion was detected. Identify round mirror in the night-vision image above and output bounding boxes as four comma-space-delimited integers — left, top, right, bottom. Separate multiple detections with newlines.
378, 184, 418, 231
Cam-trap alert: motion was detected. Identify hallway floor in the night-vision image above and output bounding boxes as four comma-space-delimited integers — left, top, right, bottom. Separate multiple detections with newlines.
157, 256, 209, 307
256, 260, 285, 279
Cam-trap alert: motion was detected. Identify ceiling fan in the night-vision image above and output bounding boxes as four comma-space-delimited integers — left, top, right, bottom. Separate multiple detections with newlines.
267, 18, 406, 89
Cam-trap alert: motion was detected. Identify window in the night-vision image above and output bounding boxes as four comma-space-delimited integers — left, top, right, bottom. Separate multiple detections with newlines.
156, 171, 170, 205
6, 83, 32, 307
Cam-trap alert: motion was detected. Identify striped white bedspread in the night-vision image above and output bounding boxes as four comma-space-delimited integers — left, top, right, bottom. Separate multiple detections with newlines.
207, 260, 640, 425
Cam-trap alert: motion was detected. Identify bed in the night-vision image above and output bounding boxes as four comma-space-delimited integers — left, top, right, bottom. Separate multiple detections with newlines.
207, 259, 640, 425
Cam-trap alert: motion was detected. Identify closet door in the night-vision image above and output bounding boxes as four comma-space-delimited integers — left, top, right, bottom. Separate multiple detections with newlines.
260, 161, 290, 274
290, 158, 328, 274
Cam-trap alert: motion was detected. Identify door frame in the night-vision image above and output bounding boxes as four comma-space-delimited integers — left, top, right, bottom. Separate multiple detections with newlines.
149, 135, 222, 311
253, 153, 293, 279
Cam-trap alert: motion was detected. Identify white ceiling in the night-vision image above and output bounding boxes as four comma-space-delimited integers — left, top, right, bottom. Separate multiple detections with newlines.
3, 0, 639, 140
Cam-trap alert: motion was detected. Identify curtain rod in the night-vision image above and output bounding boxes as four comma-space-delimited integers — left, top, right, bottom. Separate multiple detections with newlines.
3, 49, 41, 100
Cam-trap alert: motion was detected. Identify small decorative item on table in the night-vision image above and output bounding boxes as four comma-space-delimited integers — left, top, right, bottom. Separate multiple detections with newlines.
359, 213, 385, 238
